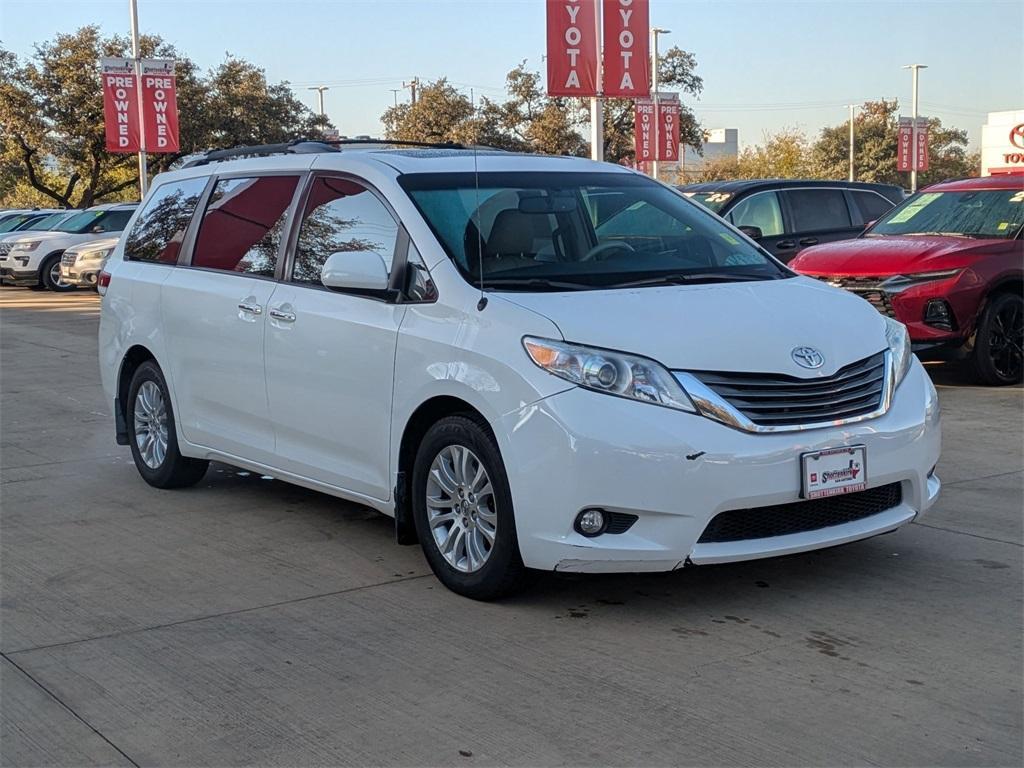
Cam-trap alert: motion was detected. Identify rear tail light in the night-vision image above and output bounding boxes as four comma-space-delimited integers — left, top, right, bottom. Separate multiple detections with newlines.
97, 270, 111, 296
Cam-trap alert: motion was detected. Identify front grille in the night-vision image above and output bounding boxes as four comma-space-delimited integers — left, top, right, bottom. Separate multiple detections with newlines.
698, 483, 903, 543
691, 352, 886, 427
0, 243, 12, 257
61, 252, 77, 266
818, 276, 896, 318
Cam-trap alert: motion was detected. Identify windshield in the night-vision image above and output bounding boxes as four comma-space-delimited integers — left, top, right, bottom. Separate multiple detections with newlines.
54, 208, 133, 234
400, 172, 788, 291
868, 188, 1024, 240
24, 213, 71, 231
680, 190, 733, 213
0, 214, 35, 233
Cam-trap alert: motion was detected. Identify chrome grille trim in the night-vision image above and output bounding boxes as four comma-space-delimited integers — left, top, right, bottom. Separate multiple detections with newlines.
675, 352, 893, 434
817, 276, 897, 318
61, 252, 78, 266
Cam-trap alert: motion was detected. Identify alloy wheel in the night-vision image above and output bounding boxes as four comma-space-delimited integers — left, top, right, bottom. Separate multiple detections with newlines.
134, 380, 169, 469
49, 260, 71, 289
988, 299, 1023, 382
425, 444, 497, 573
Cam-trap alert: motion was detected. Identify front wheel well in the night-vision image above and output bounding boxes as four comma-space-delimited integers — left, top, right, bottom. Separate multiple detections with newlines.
394, 396, 491, 544
115, 345, 158, 444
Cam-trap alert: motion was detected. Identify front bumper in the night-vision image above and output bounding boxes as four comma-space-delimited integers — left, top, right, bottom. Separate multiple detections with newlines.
0, 266, 40, 286
60, 263, 101, 287
496, 360, 941, 573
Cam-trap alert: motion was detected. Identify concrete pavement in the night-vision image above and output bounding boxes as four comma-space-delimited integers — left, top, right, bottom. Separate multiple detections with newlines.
1, 290, 1021, 766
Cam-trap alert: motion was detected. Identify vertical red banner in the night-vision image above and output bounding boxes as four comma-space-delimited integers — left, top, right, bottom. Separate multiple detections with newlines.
602, 0, 649, 98
634, 98, 655, 162
546, 0, 599, 96
915, 121, 929, 171
140, 60, 179, 153
897, 119, 913, 172
657, 97, 681, 161
101, 58, 140, 153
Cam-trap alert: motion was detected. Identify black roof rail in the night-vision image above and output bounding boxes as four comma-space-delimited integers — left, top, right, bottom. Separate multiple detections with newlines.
180, 137, 490, 168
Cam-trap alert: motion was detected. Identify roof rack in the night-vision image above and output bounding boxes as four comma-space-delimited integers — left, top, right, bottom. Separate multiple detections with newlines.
180, 137, 475, 168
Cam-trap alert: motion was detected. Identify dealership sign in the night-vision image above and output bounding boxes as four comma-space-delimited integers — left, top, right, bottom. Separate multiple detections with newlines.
546, 0, 650, 98
101, 57, 179, 154
897, 116, 929, 172
634, 93, 680, 162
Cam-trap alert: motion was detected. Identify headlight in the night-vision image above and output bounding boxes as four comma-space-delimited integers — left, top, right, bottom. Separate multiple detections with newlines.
884, 317, 913, 389
12, 241, 41, 252
79, 247, 113, 262
523, 337, 696, 412
881, 269, 962, 292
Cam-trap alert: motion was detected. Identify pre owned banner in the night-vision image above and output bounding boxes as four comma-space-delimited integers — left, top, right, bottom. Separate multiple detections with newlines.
602, 0, 649, 98
634, 98, 655, 162
140, 59, 179, 153
897, 117, 929, 172
101, 58, 141, 153
915, 122, 929, 171
657, 95, 681, 162
546, 0, 599, 96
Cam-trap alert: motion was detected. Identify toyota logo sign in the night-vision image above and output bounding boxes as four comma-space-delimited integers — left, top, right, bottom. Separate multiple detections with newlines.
1010, 124, 1024, 151
791, 346, 825, 369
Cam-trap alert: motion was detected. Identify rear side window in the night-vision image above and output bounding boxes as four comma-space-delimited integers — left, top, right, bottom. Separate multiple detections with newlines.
783, 189, 852, 232
92, 209, 135, 233
292, 176, 399, 287
851, 191, 895, 224
191, 176, 300, 277
726, 192, 784, 236
124, 178, 207, 262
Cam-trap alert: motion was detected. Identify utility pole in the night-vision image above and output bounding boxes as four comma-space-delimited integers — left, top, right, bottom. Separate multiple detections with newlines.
307, 86, 329, 118
403, 78, 419, 105
590, 1, 604, 162
390, 88, 401, 107
848, 104, 856, 182
129, 0, 147, 197
651, 27, 671, 180
903, 63, 927, 193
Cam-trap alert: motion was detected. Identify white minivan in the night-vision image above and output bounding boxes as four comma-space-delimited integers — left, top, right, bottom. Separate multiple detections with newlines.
98, 141, 941, 599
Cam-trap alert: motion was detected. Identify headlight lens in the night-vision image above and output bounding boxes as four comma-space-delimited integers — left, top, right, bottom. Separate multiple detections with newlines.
881, 269, 963, 292
12, 240, 41, 252
79, 247, 113, 262
523, 337, 695, 412
885, 317, 913, 389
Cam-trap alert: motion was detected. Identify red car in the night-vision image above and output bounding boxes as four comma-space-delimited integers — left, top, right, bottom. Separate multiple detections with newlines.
791, 176, 1023, 385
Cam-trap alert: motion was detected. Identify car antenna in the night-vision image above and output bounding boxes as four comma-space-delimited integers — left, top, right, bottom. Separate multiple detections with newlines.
472, 141, 487, 311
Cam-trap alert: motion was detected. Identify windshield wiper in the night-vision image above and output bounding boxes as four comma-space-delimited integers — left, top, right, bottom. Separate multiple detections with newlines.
607, 272, 775, 289
482, 277, 597, 292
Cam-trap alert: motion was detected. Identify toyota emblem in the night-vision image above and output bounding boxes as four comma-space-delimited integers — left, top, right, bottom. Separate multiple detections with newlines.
792, 346, 825, 369
1010, 124, 1024, 151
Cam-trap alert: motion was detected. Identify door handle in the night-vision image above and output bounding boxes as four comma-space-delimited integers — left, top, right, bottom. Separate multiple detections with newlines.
799, 237, 819, 246
269, 307, 296, 323
775, 240, 796, 250
237, 301, 262, 315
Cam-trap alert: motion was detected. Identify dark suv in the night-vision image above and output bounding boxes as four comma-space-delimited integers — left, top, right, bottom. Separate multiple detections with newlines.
679, 179, 904, 262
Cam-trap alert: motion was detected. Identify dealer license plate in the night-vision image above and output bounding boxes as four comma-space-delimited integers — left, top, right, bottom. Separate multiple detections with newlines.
801, 445, 867, 499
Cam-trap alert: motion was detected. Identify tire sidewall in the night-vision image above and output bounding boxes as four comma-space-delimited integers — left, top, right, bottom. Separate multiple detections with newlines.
411, 416, 523, 598
40, 252, 74, 292
127, 361, 187, 486
973, 293, 1023, 385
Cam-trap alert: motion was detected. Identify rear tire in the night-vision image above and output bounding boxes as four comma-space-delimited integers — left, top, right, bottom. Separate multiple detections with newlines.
411, 415, 530, 600
127, 361, 209, 488
970, 292, 1023, 385
40, 253, 75, 292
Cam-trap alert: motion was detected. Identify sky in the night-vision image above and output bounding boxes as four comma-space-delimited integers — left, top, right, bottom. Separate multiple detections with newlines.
3, 0, 1022, 150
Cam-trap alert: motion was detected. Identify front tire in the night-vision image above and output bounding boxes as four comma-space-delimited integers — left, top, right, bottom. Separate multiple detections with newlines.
40, 253, 75, 292
971, 292, 1023, 385
411, 415, 529, 600
127, 361, 209, 488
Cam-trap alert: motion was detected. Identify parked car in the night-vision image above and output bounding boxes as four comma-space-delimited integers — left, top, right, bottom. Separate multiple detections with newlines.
0, 209, 69, 235
59, 236, 120, 289
0, 203, 136, 291
679, 180, 904, 262
0, 211, 80, 284
99, 142, 940, 599
791, 176, 1023, 385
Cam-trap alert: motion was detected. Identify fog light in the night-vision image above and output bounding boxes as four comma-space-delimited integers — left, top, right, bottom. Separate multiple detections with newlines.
924, 299, 954, 331
575, 509, 607, 537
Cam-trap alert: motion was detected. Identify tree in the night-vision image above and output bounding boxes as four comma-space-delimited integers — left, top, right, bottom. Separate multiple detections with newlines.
0, 27, 330, 208
811, 99, 975, 186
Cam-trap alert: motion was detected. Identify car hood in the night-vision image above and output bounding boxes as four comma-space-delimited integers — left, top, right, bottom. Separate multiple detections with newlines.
790, 235, 1013, 276
66, 236, 120, 255
498, 276, 887, 376
6, 231, 85, 246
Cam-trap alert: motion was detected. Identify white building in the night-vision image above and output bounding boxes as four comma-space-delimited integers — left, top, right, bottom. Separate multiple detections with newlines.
682, 128, 738, 176
980, 110, 1024, 176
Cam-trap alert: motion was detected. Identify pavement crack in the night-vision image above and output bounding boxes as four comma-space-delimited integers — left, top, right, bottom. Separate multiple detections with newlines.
3, 572, 432, 657
941, 469, 1022, 488
1, 652, 141, 768
911, 521, 1023, 547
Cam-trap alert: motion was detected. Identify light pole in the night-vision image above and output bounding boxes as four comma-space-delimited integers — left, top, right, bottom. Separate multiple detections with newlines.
307, 86, 329, 118
129, 0, 147, 197
848, 104, 857, 182
650, 27, 670, 180
903, 64, 927, 193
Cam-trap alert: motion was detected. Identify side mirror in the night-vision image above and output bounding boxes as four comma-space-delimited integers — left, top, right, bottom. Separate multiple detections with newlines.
321, 250, 390, 293
737, 225, 763, 240
863, 219, 877, 231
91, 225, 105, 233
